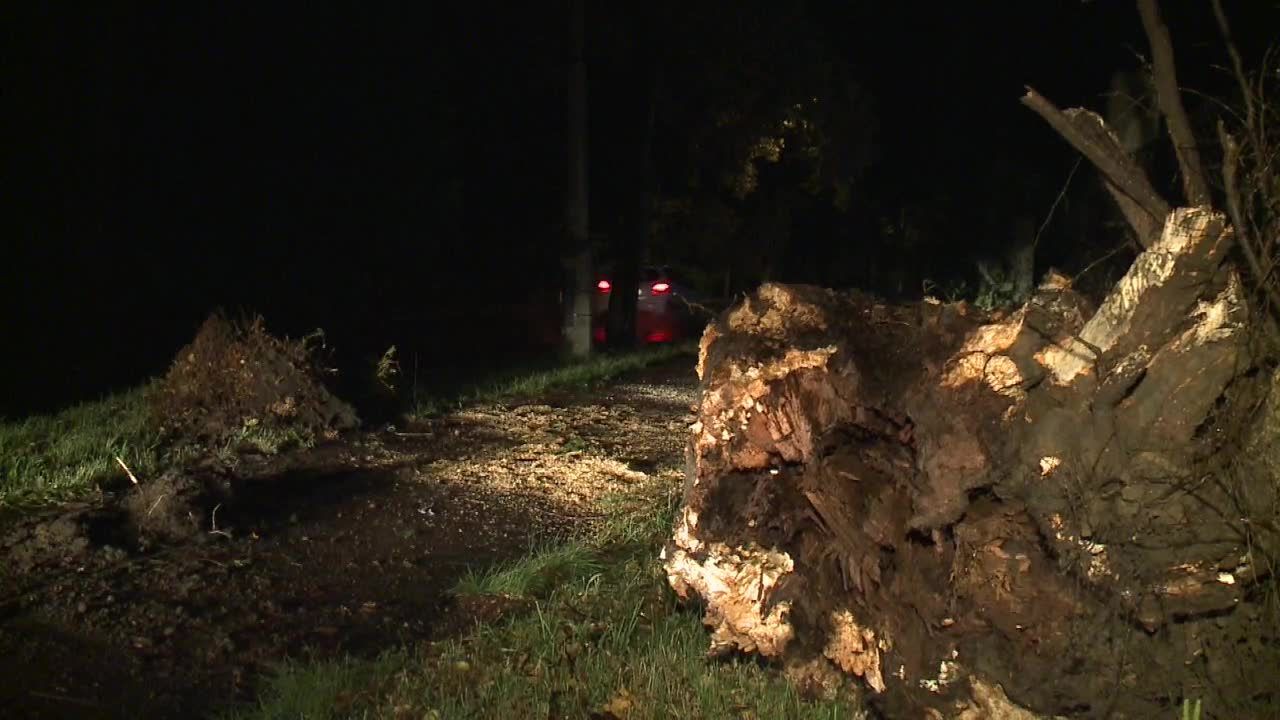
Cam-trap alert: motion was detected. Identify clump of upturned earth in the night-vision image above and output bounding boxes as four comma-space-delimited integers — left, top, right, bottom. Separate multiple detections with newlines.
149, 312, 358, 451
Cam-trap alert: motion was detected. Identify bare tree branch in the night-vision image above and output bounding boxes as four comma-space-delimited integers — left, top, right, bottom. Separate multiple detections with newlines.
1210, 0, 1255, 129
1220, 119, 1280, 352
1137, 0, 1211, 206
1218, 124, 1273, 300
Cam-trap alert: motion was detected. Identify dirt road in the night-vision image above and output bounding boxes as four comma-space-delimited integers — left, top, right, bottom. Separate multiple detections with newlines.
0, 358, 697, 719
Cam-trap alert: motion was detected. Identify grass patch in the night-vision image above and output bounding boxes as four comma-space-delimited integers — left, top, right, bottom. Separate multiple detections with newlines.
453, 542, 603, 599
225, 485, 867, 720
409, 342, 695, 419
0, 386, 316, 511
218, 419, 318, 459
0, 386, 163, 509
230, 653, 410, 720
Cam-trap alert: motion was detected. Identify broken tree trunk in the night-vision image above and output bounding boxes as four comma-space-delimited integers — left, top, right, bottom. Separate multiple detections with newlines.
664, 209, 1277, 718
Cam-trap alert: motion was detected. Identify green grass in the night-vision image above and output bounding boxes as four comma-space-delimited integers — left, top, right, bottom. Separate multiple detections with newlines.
0, 386, 315, 510
226, 652, 409, 720
409, 342, 695, 419
224, 486, 867, 720
0, 385, 164, 508
453, 541, 603, 598
219, 419, 318, 459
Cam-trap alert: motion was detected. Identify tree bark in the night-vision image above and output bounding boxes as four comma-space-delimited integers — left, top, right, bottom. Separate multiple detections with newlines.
664, 209, 1276, 718
1137, 0, 1211, 207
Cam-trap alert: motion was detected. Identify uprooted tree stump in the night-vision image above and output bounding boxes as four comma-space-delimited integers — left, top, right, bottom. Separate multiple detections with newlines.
663, 208, 1279, 718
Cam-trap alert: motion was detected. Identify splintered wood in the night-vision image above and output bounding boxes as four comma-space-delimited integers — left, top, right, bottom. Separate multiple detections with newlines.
662, 529, 796, 656
1037, 207, 1234, 385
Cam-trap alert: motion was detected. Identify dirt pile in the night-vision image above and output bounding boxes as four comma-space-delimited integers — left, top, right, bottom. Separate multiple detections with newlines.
150, 313, 358, 449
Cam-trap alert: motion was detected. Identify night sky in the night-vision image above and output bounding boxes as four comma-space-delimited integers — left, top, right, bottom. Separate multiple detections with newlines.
5, 1, 1277, 416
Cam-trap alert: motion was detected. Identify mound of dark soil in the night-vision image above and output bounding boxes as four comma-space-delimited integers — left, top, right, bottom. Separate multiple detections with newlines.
150, 313, 358, 447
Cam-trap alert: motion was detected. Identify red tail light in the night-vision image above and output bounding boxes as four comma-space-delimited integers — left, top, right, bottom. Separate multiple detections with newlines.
650, 282, 671, 294
596, 280, 611, 292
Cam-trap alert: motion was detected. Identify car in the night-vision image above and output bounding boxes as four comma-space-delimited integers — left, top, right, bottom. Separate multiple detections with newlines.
591, 265, 704, 345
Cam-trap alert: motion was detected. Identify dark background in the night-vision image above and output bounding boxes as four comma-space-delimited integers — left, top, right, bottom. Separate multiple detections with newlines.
4, 1, 1276, 416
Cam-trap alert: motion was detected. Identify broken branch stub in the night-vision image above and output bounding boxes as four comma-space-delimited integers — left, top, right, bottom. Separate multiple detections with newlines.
1021, 88, 1170, 247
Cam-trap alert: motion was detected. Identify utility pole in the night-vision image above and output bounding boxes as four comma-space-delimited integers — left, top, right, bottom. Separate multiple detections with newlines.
561, 0, 592, 357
